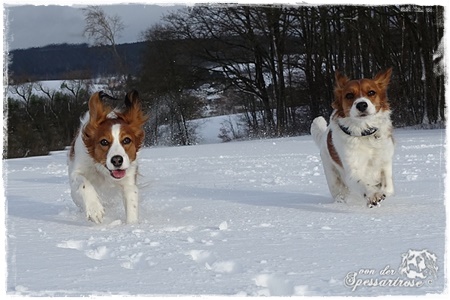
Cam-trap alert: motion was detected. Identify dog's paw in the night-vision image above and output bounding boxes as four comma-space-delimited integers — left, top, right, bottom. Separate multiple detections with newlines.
85, 201, 105, 224
366, 193, 386, 208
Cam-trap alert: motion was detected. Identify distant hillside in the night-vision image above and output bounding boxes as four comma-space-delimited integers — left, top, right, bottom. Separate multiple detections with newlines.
7, 42, 146, 81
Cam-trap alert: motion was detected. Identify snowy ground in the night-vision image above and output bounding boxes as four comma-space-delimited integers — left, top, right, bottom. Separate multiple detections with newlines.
4, 129, 447, 296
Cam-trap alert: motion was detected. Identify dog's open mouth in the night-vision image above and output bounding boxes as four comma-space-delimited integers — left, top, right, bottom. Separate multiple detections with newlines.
110, 169, 126, 179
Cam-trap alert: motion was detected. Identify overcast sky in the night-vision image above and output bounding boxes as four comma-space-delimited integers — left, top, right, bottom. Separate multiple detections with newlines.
4, 0, 447, 51
4, 3, 185, 50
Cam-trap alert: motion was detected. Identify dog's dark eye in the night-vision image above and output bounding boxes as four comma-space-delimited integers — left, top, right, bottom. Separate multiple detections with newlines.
345, 93, 355, 100
122, 137, 132, 145
367, 90, 376, 97
100, 139, 110, 146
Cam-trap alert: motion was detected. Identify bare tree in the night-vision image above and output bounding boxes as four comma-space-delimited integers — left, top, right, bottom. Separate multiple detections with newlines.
81, 6, 125, 75
61, 79, 92, 108
9, 82, 36, 122
162, 6, 298, 137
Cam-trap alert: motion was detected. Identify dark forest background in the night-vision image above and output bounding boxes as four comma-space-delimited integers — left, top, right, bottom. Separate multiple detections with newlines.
5, 5, 445, 158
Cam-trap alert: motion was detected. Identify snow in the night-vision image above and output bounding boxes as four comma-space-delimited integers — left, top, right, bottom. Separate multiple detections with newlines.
3, 129, 447, 296
194, 114, 244, 144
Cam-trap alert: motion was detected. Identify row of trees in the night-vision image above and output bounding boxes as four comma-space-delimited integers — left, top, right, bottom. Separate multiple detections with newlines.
7, 80, 92, 158
6, 4, 445, 158
6, 76, 204, 158
137, 5, 444, 139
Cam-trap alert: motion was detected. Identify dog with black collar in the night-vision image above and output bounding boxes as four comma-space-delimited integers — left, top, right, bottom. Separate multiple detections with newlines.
311, 68, 394, 207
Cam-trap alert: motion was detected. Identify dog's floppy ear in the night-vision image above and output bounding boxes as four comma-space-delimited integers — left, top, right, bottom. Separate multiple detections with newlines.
334, 70, 349, 89
124, 90, 138, 108
123, 90, 147, 121
332, 71, 349, 115
87, 91, 112, 125
83, 91, 113, 145
120, 90, 149, 148
374, 68, 393, 89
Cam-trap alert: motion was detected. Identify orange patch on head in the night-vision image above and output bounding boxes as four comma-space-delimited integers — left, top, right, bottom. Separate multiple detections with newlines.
332, 68, 392, 118
82, 91, 149, 165
89, 119, 119, 165
117, 123, 140, 162
115, 90, 148, 152
83, 92, 112, 163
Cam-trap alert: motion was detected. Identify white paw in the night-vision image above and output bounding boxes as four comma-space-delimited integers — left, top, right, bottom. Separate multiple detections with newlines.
367, 193, 386, 208
85, 201, 105, 224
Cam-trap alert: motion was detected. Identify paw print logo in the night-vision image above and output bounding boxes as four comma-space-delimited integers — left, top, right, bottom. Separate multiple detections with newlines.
399, 249, 438, 280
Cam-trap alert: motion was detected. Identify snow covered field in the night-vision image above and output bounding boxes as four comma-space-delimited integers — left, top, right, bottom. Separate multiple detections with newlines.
4, 129, 447, 296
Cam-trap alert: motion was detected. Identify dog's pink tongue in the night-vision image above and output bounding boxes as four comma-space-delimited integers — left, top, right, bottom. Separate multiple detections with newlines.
111, 169, 126, 179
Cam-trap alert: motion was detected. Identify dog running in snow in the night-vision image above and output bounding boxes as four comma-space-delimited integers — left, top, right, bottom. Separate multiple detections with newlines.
68, 90, 148, 223
310, 68, 394, 207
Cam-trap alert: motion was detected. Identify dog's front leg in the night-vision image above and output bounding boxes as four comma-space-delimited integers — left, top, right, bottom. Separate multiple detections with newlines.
122, 184, 139, 223
366, 165, 394, 208
364, 178, 388, 208
345, 174, 383, 207
70, 173, 105, 223
382, 164, 394, 197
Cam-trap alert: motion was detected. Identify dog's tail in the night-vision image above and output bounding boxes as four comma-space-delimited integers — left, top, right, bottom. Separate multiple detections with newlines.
310, 116, 328, 147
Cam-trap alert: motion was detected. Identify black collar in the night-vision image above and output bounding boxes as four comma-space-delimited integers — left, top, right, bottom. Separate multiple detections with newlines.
339, 124, 378, 137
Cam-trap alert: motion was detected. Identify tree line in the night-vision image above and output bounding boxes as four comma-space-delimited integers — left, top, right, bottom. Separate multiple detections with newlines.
6, 4, 445, 158
7, 80, 92, 158
137, 5, 444, 137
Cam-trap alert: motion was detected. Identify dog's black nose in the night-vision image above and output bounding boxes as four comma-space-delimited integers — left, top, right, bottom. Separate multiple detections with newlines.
356, 101, 368, 112
111, 155, 123, 167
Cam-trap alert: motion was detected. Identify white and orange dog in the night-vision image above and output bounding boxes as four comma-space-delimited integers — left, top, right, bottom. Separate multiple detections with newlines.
311, 69, 394, 207
68, 91, 148, 223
